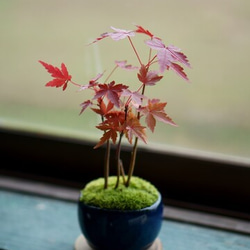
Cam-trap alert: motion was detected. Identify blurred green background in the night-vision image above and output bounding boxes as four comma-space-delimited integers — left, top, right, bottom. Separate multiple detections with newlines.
0, 0, 250, 159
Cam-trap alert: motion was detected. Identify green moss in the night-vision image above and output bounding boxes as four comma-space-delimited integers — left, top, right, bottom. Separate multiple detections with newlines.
80, 176, 159, 210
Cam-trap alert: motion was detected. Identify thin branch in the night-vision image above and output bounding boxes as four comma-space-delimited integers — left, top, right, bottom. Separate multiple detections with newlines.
115, 132, 123, 189
119, 159, 126, 185
104, 65, 118, 83
69, 80, 82, 87
128, 37, 142, 66
126, 78, 146, 187
126, 137, 138, 187
104, 139, 110, 189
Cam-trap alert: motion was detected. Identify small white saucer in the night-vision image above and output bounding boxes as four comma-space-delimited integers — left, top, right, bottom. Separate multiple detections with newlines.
74, 234, 163, 250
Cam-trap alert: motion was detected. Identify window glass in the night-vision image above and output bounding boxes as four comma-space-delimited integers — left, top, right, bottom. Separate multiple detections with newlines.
0, 0, 250, 159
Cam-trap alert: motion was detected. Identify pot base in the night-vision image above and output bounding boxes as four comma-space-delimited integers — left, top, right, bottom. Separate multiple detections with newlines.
74, 234, 163, 250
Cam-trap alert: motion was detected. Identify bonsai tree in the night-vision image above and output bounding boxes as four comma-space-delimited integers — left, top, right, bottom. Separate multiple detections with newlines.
39, 24, 190, 196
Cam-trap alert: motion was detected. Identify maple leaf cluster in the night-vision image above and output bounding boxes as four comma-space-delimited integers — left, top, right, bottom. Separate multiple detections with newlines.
77, 72, 176, 148
39, 24, 190, 149
39, 24, 191, 187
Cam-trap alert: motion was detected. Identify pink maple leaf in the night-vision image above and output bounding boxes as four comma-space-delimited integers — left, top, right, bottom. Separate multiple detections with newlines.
122, 89, 146, 107
145, 37, 165, 50
90, 26, 135, 44
79, 73, 103, 91
109, 26, 135, 41
145, 38, 174, 72
115, 60, 138, 71
79, 100, 93, 114
89, 72, 104, 84
145, 38, 190, 80
156, 47, 174, 73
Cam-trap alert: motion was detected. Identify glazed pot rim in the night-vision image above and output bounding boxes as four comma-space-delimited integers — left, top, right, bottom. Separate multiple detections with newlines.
79, 192, 162, 213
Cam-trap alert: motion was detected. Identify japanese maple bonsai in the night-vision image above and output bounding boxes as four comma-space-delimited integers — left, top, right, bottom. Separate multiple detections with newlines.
39, 24, 190, 250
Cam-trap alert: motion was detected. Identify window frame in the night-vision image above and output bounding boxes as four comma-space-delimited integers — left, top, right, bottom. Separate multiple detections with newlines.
0, 127, 250, 220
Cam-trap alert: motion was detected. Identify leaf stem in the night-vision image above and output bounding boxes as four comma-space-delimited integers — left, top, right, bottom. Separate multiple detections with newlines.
69, 80, 82, 87
128, 37, 142, 66
104, 65, 118, 83
148, 48, 152, 64
146, 55, 157, 68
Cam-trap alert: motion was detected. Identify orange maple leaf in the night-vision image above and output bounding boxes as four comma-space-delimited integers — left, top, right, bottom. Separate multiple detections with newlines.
140, 99, 177, 132
125, 112, 147, 144
94, 111, 125, 148
94, 129, 118, 149
91, 100, 114, 116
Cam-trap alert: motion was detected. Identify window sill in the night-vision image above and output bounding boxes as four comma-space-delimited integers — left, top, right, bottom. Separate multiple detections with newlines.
0, 175, 249, 235
1, 127, 250, 221
1, 176, 250, 250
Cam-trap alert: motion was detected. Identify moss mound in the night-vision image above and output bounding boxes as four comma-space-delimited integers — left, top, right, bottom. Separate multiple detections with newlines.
80, 176, 159, 210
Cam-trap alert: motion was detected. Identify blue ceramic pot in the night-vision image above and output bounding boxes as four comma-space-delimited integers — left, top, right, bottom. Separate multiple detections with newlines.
78, 193, 163, 250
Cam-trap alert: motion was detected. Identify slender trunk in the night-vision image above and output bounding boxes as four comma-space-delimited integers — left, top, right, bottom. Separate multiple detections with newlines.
126, 77, 146, 187
115, 133, 123, 189
119, 159, 126, 184
126, 137, 138, 187
104, 140, 110, 189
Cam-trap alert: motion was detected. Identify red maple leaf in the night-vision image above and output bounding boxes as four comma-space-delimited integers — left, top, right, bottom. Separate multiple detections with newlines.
125, 112, 147, 144
169, 63, 189, 81
94, 81, 128, 107
135, 25, 154, 38
140, 99, 177, 132
89, 32, 109, 44
39, 60, 72, 91
167, 45, 190, 68
104, 111, 126, 131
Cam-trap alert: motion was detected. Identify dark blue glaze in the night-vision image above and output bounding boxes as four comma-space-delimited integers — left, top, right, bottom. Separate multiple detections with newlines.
78, 194, 163, 250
